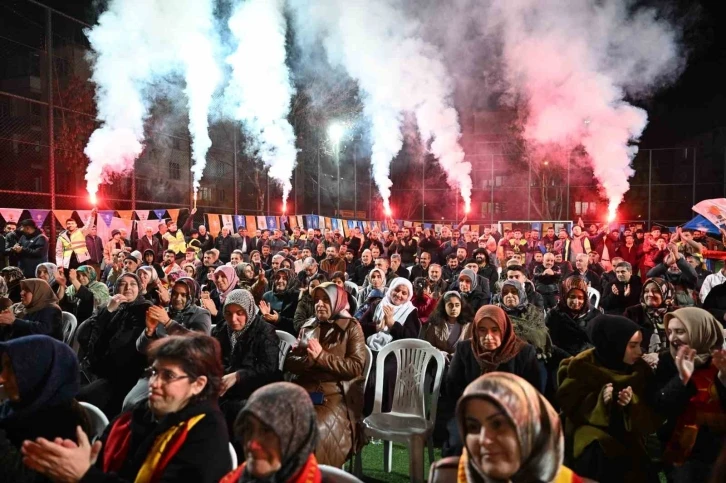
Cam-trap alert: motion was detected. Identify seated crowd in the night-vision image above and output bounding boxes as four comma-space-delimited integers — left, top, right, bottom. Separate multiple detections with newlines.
1, 211, 726, 482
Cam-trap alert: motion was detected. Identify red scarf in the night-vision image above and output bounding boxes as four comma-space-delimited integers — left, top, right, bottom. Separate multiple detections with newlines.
219, 453, 322, 483
663, 363, 726, 465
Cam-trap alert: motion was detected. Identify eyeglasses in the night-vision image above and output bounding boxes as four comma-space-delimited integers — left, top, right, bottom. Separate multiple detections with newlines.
144, 366, 192, 384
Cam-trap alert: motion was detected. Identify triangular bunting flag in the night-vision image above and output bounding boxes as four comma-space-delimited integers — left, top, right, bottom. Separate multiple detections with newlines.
117, 210, 134, 221
167, 209, 180, 224
28, 210, 49, 226
296, 216, 305, 229
0, 208, 23, 224
99, 211, 115, 227
246, 216, 257, 232
207, 214, 222, 237
136, 210, 150, 222
233, 215, 245, 231
76, 210, 94, 226
153, 209, 167, 220
53, 210, 75, 226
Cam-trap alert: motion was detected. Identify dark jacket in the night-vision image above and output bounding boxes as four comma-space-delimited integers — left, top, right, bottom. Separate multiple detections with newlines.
545, 307, 598, 357
409, 264, 429, 281
358, 300, 421, 341
0, 401, 91, 483
652, 352, 726, 466
82, 401, 231, 483
601, 276, 643, 315
212, 314, 282, 401
233, 235, 253, 254
353, 262, 374, 286
647, 259, 698, 306
533, 265, 562, 294
136, 305, 212, 354
623, 304, 675, 353
261, 288, 300, 336
704, 282, 726, 323
446, 341, 543, 403
524, 281, 545, 309
136, 236, 161, 263
214, 235, 236, 264
4, 306, 64, 342
80, 300, 152, 388
16, 229, 48, 279
85, 235, 105, 265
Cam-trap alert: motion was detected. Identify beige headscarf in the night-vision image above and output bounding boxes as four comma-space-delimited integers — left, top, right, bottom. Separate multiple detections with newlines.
664, 307, 725, 367
456, 372, 563, 482
12, 279, 60, 318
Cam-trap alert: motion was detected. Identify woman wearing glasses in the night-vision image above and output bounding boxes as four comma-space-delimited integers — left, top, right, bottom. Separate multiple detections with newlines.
21, 333, 232, 483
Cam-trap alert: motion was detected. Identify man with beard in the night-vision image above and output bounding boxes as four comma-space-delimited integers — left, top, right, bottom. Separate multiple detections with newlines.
320, 245, 346, 276
410, 251, 432, 281
213, 226, 235, 264
265, 253, 285, 284
587, 250, 604, 277
443, 253, 462, 284
389, 227, 418, 267
343, 249, 356, 280
441, 229, 465, 261
228, 250, 244, 267
427, 263, 447, 300
196, 249, 222, 287
538, 226, 557, 254
418, 228, 441, 264
260, 268, 300, 335
532, 252, 562, 310
345, 226, 363, 258
601, 261, 642, 314
56, 210, 96, 271
296, 256, 319, 286
161, 249, 182, 279
353, 249, 374, 286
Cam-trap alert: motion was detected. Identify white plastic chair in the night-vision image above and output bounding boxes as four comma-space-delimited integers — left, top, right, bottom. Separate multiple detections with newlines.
229, 443, 238, 469
320, 464, 363, 482
276, 330, 297, 371
62, 311, 78, 346
80, 401, 109, 442
588, 286, 601, 309
354, 339, 445, 483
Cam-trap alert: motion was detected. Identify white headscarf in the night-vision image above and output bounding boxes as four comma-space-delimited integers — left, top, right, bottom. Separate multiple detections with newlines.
373, 277, 415, 326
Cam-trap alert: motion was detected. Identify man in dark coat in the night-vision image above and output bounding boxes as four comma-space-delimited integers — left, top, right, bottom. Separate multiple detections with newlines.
600, 261, 642, 314
13, 219, 48, 278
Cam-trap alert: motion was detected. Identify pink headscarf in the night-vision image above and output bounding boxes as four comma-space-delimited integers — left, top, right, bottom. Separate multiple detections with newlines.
213, 265, 239, 303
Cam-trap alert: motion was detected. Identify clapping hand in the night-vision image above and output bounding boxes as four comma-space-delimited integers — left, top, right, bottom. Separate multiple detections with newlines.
616, 386, 633, 407
712, 349, 726, 375
675, 345, 696, 385
307, 338, 323, 360
603, 383, 613, 405
382, 304, 395, 329
259, 300, 279, 323
107, 293, 127, 312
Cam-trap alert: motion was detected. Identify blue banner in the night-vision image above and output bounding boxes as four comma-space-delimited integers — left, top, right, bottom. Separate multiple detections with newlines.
153, 209, 167, 220
233, 215, 245, 230
266, 216, 278, 230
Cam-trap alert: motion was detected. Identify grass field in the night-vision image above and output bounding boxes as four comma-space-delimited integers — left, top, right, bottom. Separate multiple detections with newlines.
355, 441, 442, 483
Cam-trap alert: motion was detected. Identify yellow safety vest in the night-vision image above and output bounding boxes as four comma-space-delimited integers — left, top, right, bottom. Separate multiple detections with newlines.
56, 229, 90, 268
164, 230, 187, 254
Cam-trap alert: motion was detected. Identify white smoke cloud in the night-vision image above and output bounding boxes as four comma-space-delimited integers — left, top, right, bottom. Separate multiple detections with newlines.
288, 0, 472, 213
225, 0, 297, 209
84, 0, 221, 198
424, 0, 682, 218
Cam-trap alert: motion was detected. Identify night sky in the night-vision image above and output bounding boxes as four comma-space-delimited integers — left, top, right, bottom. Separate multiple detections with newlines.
43, 0, 726, 148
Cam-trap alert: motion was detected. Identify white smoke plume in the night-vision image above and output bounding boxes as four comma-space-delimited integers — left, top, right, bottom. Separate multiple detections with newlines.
425, 0, 682, 219
288, 0, 472, 214
225, 0, 297, 210
84, 0, 221, 198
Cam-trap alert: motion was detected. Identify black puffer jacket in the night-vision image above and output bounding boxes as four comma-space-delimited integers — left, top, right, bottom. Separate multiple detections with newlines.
545, 307, 599, 357
80, 298, 152, 388
212, 314, 282, 401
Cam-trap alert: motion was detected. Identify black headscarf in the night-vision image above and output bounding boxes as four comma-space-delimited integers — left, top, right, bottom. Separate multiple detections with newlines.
0, 335, 80, 422
235, 382, 318, 482
590, 314, 641, 372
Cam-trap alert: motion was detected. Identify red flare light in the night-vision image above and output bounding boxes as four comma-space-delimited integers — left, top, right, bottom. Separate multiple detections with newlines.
89, 192, 97, 206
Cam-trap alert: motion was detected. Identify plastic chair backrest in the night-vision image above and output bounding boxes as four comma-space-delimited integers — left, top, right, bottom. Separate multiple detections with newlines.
319, 464, 364, 482
229, 443, 238, 469
588, 287, 601, 308
373, 339, 444, 421
276, 330, 297, 371
80, 401, 109, 441
62, 311, 78, 345
70, 319, 90, 353
363, 345, 373, 390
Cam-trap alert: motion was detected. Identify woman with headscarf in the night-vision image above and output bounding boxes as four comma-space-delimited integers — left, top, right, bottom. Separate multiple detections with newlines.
294, 273, 328, 333
220, 382, 322, 483
136, 265, 162, 306
0, 335, 92, 483
545, 276, 599, 357
23, 334, 232, 483
359, 277, 420, 344
285, 282, 366, 468
652, 307, 726, 482
213, 289, 281, 439
356, 267, 387, 308
498, 279, 551, 359
421, 291, 474, 359
59, 265, 110, 325
624, 277, 676, 354
35, 262, 60, 292
0, 279, 63, 342
1, 267, 24, 303
76, 273, 152, 418
234, 262, 266, 304
457, 269, 487, 313
121, 277, 213, 411
557, 314, 662, 482
431, 372, 583, 483
445, 305, 542, 455
260, 268, 301, 336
